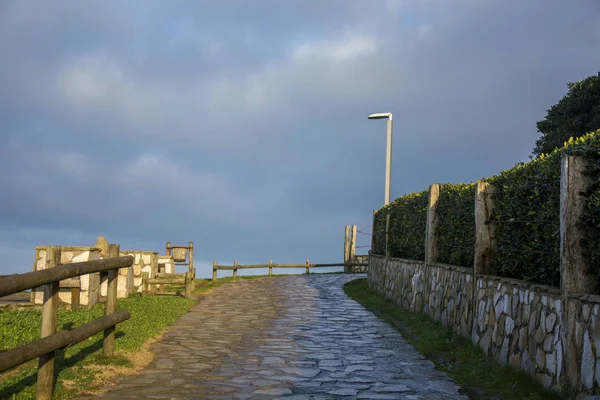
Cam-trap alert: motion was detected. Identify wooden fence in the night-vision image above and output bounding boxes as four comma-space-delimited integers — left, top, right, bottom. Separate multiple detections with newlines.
0, 245, 133, 400
141, 271, 195, 298
211, 259, 368, 281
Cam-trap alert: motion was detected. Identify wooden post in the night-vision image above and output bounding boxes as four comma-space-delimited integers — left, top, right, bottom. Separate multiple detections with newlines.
306, 259, 310, 274
350, 225, 357, 262
269, 260, 273, 276
36, 246, 61, 400
344, 225, 350, 266
560, 156, 595, 389
212, 260, 217, 282
561, 156, 596, 295
233, 260, 238, 278
142, 272, 149, 296
103, 244, 119, 356
473, 181, 497, 276
371, 210, 378, 254
189, 241, 194, 273
385, 214, 391, 258
185, 272, 192, 299
166, 241, 171, 257
71, 287, 80, 311
425, 183, 441, 264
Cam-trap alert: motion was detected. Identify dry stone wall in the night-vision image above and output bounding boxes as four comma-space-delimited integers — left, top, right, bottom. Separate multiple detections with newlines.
347, 254, 368, 273
368, 254, 600, 398
31, 246, 101, 306
120, 250, 158, 292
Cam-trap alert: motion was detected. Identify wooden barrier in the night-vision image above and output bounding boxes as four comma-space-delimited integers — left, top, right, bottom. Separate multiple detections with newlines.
211, 260, 369, 281
141, 272, 193, 299
0, 247, 133, 400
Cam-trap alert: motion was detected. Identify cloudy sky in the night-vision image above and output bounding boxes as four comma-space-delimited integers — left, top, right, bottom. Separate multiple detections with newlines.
1, 0, 599, 277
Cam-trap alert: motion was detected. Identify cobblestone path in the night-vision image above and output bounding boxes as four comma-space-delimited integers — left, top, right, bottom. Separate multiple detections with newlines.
97, 275, 467, 399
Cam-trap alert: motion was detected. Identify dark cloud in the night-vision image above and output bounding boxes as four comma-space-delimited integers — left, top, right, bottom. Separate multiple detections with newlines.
0, 0, 599, 277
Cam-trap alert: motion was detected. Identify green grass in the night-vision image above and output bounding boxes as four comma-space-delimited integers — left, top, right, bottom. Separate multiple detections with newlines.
0, 274, 285, 399
343, 278, 563, 400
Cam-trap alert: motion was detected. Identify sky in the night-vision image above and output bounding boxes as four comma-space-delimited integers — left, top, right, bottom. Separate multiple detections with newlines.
1, 0, 599, 278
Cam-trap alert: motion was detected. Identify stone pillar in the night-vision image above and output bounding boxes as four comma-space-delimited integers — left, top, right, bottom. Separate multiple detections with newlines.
425, 184, 441, 264
560, 156, 595, 391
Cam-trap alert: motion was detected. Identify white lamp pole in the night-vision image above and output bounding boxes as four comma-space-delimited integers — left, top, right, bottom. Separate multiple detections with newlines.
368, 112, 393, 206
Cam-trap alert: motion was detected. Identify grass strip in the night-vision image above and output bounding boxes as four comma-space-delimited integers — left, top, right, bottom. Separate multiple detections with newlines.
343, 278, 563, 400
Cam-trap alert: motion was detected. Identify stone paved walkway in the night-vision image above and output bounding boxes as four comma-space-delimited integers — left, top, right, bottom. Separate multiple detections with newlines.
96, 275, 468, 399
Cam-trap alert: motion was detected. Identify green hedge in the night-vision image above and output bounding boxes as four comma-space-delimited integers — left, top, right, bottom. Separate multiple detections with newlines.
373, 130, 600, 289
374, 190, 428, 260
485, 155, 562, 286
436, 183, 476, 268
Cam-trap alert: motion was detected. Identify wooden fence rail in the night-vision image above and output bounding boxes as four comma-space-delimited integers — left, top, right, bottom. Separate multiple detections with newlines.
141, 272, 194, 299
0, 246, 133, 400
211, 259, 368, 281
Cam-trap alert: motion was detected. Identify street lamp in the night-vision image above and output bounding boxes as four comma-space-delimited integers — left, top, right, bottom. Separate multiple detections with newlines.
368, 112, 393, 206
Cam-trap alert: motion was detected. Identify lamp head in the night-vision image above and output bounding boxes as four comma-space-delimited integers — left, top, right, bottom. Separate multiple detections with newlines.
368, 112, 392, 120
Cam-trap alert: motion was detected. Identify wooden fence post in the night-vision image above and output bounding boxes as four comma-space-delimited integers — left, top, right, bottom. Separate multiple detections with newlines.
233, 260, 238, 278
212, 260, 217, 282
473, 181, 497, 276
371, 210, 378, 254
71, 286, 80, 311
344, 225, 350, 267
142, 272, 149, 296
269, 260, 273, 276
385, 214, 391, 258
560, 156, 596, 389
306, 259, 310, 274
189, 241, 194, 273
350, 225, 357, 261
425, 183, 441, 264
185, 272, 192, 299
103, 244, 119, 356
36, 246, 61, 400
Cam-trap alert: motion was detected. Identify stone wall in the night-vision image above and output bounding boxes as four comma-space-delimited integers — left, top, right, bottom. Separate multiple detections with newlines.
31, 246, 102, 306
157, 255, 175, 274
346, 254, 369, 273
472, 276, 563, 391
368, 254, 600, 397
121, 250, 158, 292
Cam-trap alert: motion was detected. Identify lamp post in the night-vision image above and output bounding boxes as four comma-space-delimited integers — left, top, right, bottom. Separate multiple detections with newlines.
368, 112, 393, 206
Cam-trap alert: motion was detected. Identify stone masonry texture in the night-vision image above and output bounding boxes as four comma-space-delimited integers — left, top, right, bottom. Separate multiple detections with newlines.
94, 274, 467, 399
368, 254, 600, 398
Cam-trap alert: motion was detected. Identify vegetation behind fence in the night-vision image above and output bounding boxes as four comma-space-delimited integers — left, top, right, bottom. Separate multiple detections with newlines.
372, 129, 600, 287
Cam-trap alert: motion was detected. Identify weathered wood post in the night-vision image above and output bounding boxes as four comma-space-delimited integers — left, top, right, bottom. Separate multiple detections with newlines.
71, 286, 80, 311
425, 184, 441, 264
385, 214, 391, 258
306, 259, 310, 274
560, 156, 596, 389
36, 245, 61, 400
142, 272, 149, 296
269, 260, 273, 276
103, 244, 119, 356
212, 260, 217, 282
350, 225, 357, 262
473, 181, 497, 276
185, 272, 192, 299
344, 225, 350, 270
371, 210, 378, 254
472, 181, 497, 338
233, 260, 238, 278
188, 241, 194, 274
